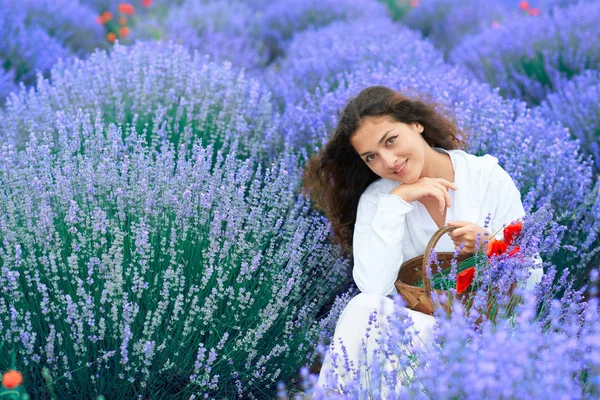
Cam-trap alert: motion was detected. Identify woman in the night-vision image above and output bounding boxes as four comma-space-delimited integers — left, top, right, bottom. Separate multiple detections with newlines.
304, 86, 544, 393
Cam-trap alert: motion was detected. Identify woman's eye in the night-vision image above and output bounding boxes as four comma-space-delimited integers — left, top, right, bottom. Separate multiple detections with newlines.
365, 154, 375, 162
386, 136, 397, 146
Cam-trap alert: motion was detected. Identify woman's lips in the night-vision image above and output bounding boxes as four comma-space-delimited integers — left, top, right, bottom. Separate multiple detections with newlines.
394, 160, 408, 176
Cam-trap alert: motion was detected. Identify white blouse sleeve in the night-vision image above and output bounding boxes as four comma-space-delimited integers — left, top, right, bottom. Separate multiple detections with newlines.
352, 191, 414, 296
486, 165, 543, 290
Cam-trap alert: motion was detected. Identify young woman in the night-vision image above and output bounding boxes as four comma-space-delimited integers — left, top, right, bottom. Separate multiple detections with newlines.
304, 86, 544, 392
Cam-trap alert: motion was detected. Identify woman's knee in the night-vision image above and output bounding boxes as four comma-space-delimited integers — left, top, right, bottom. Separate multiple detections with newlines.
339, 293, 394, 320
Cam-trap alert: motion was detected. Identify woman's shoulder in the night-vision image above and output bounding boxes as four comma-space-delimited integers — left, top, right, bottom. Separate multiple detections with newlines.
445, 148, 501, 177
448, 149, 518, 192
446, 148, 497, 166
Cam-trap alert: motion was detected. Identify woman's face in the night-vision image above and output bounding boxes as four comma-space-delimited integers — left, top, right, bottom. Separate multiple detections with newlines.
350, 116, 426, 183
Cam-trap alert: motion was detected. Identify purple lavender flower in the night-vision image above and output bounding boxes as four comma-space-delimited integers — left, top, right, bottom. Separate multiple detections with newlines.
451, 1, 600, 104
0, 42, 280, 159
0, 114, 350, 397
260, 0, 389, 62
133, 0, 266, 71
0, 65, 17, 106
0, 0, 104, 90
402, 0, 509, 55
307, 283, 600, 398
399, 0, 597, 55
266, 17, 444, 111
538, 70, 600, 172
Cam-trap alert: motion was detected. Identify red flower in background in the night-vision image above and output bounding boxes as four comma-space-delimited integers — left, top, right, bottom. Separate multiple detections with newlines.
118, 3, 135, 15
519, 1, 530, 11
528, 7, 540, 16
107, 32, 117, 43
2, 369, 23, 389
96, 11, 112, 25
456, 267, 476, 293
503, 221, 523, 246
142, 0, 152, 6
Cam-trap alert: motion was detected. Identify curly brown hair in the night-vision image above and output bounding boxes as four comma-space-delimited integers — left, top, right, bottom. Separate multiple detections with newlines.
304, 86, 467, 254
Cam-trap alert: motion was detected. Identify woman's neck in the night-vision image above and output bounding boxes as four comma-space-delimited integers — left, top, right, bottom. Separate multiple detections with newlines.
419, 147, 455, 182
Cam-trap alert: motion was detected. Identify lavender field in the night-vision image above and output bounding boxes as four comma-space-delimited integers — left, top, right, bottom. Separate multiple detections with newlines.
0, 0, 599, 398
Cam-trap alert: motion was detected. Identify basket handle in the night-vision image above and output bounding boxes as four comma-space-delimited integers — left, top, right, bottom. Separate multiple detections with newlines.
421, 225, 459, 295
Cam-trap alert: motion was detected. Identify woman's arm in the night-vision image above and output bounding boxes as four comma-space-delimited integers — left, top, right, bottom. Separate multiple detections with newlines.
352, 192, 414, 296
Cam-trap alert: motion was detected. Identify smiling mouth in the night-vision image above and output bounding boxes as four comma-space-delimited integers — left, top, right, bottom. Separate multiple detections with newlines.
394, 160, 408, 175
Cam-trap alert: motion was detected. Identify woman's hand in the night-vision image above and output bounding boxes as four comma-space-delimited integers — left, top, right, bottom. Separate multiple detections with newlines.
447, 221, 491, 255
390, 177, 457, 214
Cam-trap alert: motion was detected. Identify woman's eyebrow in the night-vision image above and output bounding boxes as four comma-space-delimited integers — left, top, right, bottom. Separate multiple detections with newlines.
359, 129, 394, 156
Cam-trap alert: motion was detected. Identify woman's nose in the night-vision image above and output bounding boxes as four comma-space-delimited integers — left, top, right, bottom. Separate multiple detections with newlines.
381, 151, 398, 169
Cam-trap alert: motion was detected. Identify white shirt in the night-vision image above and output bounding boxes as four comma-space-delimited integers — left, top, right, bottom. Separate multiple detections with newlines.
352, 148, 543, 296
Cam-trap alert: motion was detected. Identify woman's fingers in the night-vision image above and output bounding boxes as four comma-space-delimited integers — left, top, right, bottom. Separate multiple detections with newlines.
439, 183, 451, 208
427, 183, 450, 213
432, 181, 452, 208
450, 226, 468, 237
430, 186, 446, 214
437, 178, 458, 191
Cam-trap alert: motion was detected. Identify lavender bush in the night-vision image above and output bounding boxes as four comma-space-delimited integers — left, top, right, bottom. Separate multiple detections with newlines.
402, 0, 509, 55
288, 209, 600, 398
0, 7, 71, 88
266, 17, 444, 112
0, 66, 17, 106
538, 70, 600, 173
260, 0, 389, 63
398, 0, 597, 56
310, 261, 600, 398
15, 0, 106, 56
0, 0, 104, 98
0, 115, 349, 398
0, 42, 281, 159
132, 0, 266, 71
534, 70, 600, 280
451, 1, 600, 104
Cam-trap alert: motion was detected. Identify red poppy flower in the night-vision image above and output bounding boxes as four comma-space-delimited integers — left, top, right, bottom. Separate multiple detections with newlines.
486, 238, 508, 257
2, 369, 23, 389
528, 7, 540, 16
142, 0, 152, 6
503, 221, 522, 246
98, 11, 112, 25
519, 1, 529, 11
107, 32, 117, 43
118, 3, 135, 15
120, 26, 130, 37
456, 267, 476, 293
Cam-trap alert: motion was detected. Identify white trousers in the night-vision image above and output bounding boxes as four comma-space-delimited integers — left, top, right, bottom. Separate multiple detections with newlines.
317, 293, 436, 397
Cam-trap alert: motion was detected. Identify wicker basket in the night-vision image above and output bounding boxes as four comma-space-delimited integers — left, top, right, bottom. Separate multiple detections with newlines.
395, 225, 517, 319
